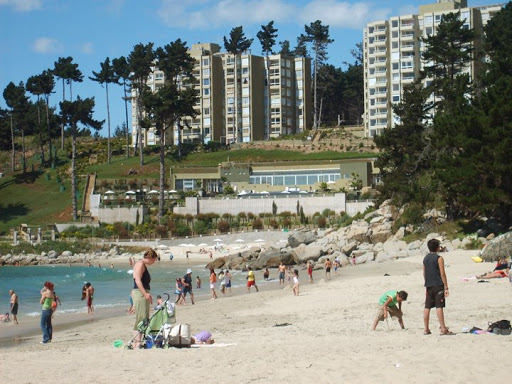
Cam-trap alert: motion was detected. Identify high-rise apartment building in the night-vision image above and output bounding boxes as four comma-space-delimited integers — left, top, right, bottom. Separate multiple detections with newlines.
132, 43, 312, 146
363, 0, 502, 137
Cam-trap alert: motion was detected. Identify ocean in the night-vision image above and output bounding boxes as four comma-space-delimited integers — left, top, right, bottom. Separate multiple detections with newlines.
0, 262, 252, 318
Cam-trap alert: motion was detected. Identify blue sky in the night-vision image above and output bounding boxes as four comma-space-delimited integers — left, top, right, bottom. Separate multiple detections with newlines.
0, 0, 496, 136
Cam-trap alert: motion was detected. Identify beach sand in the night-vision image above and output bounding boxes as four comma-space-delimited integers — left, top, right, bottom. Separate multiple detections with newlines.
1, 247, 510, 384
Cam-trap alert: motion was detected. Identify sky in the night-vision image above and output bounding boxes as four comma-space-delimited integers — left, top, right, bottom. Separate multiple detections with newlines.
0, 0, 498, 137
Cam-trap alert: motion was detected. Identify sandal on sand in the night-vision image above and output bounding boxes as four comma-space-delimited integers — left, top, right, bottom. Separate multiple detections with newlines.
440, 330, 455, 335
424, 330, 432, 335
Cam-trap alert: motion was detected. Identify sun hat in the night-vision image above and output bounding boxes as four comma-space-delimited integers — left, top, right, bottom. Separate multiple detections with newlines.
187, 268, 192, 274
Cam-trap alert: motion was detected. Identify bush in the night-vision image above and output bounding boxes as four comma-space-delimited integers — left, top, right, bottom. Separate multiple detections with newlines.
252, 218, 263, 230
155, 225, 168, 238
318, 216, 327, 228
176, 224, 190, 237
269, 219, 279, 229
217, 220, 230, 233
194, 220, 209, 235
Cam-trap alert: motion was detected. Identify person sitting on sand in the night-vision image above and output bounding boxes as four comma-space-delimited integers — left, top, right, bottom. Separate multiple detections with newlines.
493, 258, 510, 271
0, 313, 10, 322
372, 290, 408, 331
477, 268, 510, 279
191, 330, 214, 344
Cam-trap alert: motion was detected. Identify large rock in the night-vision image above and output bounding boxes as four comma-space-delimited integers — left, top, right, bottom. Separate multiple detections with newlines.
341, 241, 358, 255
480, 231, 512, 262
249, 248, 294, 269
370, 221, 393, 244
345, 220, 370, 243
355, 252, 375, 264
206, 257, 226, 270
288, 230, 317, 248
292, 243, 324, 263
61, 251, 73, 257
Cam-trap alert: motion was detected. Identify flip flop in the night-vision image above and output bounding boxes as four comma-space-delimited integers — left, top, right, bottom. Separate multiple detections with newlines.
424, 330, 432, 335
440, 330, 455, 335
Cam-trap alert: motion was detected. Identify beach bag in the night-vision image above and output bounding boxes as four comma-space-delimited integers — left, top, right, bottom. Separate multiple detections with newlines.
487, 320, 511, 335
168, 324, 191, 347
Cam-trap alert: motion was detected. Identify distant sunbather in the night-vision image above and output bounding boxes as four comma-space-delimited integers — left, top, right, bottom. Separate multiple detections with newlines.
191, 330, 214, 344
477, 268, 509, 279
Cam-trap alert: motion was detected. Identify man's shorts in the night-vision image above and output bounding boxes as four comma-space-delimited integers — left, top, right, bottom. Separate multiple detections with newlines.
247, 280, 256, 287
182, 287, 192, 297
279, 272, 285, 280
375, 305, 402, 321
425, 285, 445, 309
11, 303, 18, 315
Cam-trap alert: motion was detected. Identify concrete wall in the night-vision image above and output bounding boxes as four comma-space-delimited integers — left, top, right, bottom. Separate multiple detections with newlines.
175, 193, 355, 216
96, 205, 146, 224
345, 201, 374, 216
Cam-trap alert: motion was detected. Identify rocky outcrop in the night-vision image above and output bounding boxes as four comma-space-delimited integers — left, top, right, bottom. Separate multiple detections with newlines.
288, 229, 317, 248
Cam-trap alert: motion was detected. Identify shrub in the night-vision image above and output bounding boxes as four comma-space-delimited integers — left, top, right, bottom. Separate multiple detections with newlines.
269, 219, 279, 229
282, 218, 292, 228
318, 216, 327, 228
155, 225, 168, 238
176, 224, 190, 237
252, 218, 263, 230
217, 220, 230, 233
194, 220, 209, 235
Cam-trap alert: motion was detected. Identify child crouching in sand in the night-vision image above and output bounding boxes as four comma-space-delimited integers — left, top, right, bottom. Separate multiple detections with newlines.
293, 269, 300, 296
372, 290, 408, 331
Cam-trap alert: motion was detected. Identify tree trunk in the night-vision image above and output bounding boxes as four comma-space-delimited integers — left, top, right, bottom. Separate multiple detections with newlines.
71, 132, 77, 220
177, 117, 182, 159
106, 82, 111, 164
313, 43, 318, 130
123, 83, 130, 158
10, 113, 15, 172
265, 55, 271, 139
21, 129, 26, 173
45, 96, 53, 166
36, 97, 45, 165
158, 130, 165, 223
61, 79, 65, 150
137, 97, 144, 166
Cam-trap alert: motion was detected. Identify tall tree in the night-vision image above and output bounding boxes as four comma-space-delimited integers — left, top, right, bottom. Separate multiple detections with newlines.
293, 35, 309, 58
26, 74, 46, 164
257, 21, 278, 140
303, 20, 334, 129
60, 97, 103, 220
223, 26, 253, 143
128, 43, 155, 166
147, 39, 198, 221
3, 82, 30, 173
112, 56, 132, 158
53, 57, 83, 149
39, 70, 56, 166
90, 57, 119, 164
278, 40, 292, 56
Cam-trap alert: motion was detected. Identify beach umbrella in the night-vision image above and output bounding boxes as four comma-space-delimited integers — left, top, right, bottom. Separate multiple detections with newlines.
213, 238, 223, 242
197, 243, 208, 247
260, 191, 270, 195
125, 190, 136, 195
255, 239, 265, 242
235, 239, 245, 242
156, 244, 168, 250
299, 190, 308, 194
169, 190, 177, 193
105, 190, 115, 194
148, 190, 159, 194
179, 243, 189, 247
281, 191, 290, 194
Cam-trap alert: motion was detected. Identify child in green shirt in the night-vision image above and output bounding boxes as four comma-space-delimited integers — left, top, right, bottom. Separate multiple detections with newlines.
372, 290, 408, 331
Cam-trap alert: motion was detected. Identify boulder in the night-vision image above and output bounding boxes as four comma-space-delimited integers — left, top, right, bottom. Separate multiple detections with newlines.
250, 248, 294, 269
61, 251, 73, 257
341, 241, 358, 255
370, 221, 393, 244
480, 231, 512, 262
292, 243, 324, 263
355, 252, 375, 264
393, 227, 406, 241
288, 230, 317, 248
48, 250, 58, 259
345, 220, 370, 243
206, 257, 226, 270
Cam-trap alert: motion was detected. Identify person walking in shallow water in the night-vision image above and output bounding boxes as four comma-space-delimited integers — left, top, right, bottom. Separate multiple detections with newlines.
81, 282, 94, 315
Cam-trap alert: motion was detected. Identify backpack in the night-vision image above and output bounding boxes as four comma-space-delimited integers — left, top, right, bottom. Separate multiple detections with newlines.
487, 320, 511, 335
168, 324, 191, 347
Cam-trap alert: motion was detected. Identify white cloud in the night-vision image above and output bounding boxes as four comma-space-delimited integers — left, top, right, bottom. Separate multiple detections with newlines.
0, 0, 42, 12
80, 42, 94, 54
157, 0, 392, 30
32, 37, 63, 54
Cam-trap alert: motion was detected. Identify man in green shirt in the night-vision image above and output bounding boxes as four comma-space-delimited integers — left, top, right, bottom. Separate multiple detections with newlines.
372, 290, 408, 331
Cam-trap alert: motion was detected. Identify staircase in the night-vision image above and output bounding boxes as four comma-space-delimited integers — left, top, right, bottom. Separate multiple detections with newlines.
80, 173, 96, 223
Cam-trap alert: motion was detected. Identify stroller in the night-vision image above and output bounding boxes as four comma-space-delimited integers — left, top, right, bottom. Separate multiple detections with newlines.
127, 293, 176, 349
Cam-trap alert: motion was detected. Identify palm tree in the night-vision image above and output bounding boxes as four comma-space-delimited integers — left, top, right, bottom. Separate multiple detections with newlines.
112, 56, 131, 158
60, 97, 103, 220
303, 20, 333, 130
3, 82, 29, 173
90, 57, 119, 164
128, 43, 155, 166
53, 57, 83, 148
26, 74, 46, 164
223, 26, 253, 143
257, 21, 278, 140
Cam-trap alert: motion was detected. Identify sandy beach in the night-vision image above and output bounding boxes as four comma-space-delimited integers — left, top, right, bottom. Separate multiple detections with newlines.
1, 243, 511, 384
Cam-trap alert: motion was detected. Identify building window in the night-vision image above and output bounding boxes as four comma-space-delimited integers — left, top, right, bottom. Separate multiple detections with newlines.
203, 108, 210, 115
242, 97, 249, 105
295, 60, 303, 69
392, 20, 398, 28
227, 97, 234, 104
202, 58, 209, 66
241, 57, 249, 66
203, 118, 211, 126
392, 95, 400, 102
203, 88, 210, 96
202, 78, 210, 86
242, 107, 249, 115
202, 68, 210, 77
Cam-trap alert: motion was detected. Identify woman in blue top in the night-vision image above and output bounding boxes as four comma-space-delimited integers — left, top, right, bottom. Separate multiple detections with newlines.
40, 281, 55, 344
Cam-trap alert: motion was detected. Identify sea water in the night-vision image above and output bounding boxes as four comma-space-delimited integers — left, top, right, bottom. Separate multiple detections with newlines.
0, 263, 250, 317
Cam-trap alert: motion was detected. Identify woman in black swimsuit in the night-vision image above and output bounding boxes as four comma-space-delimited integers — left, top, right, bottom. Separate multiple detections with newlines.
131, 248, 158, 347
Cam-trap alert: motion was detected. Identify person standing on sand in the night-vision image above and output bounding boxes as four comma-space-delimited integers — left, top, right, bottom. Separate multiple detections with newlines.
278, 262, 286, 285
131, 248, 158, 348
9, 290, 18, 324
246, 267, 259, 292
209, 268, 218, 299
292, 269, 300, 296
307, 261, 313, 283
372, 290, 407, 331
324, 258, 332, 280
40, 281, 55, 344
183, 269, 195, 304
423, 239, 453, 335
